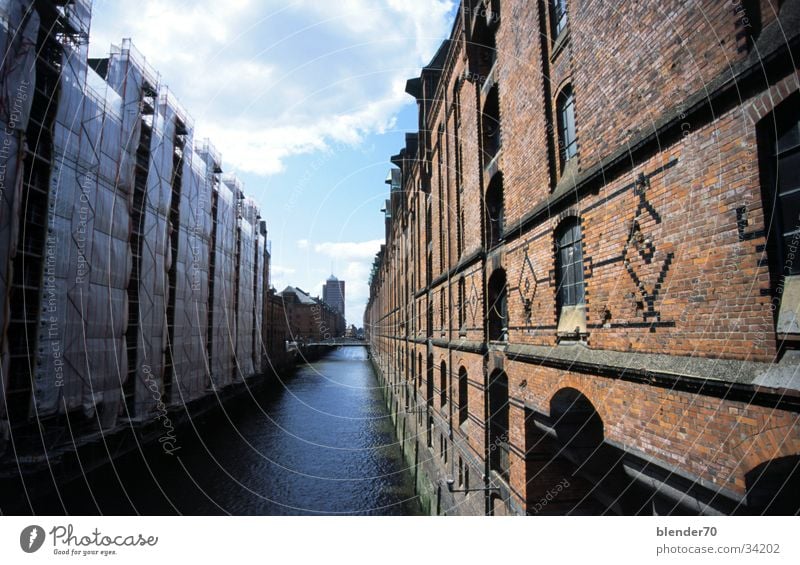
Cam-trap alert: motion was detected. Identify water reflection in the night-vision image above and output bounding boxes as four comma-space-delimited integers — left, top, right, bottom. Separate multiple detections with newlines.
31, 347, 421, 515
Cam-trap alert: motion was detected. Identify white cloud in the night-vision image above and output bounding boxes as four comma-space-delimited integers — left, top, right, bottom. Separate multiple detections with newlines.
88, 0, 455, 176
313, 239, 383, 261
271, 238, 381, 324
312, 239, 382, 324
271, 265, 296, 275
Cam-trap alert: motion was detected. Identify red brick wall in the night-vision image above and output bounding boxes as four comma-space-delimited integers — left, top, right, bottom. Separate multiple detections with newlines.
365, 0, 800, 515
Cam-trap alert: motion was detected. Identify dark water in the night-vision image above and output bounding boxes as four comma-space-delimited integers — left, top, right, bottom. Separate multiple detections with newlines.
26, 347, 421, 515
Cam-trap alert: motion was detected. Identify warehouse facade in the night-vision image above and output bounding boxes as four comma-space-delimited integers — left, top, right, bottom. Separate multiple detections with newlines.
0, 0, 290, 474
366, 0, 800, 515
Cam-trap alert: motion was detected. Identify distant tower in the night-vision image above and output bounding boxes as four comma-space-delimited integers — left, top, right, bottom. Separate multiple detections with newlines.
323, 274, 345, 318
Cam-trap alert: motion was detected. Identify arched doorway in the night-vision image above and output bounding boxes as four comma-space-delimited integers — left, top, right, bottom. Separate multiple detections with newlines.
745, 455, 800, 515
548, 388, 650, 515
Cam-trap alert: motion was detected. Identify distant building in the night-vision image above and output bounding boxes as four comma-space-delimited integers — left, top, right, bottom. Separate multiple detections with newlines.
322, 274, 345, 318
281, 285, 345, 342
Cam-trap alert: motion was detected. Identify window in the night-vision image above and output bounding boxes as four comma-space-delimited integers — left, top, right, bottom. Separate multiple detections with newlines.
737, 0, 762, 51
551, 0, 568, 39
759, 93, 800, 335
556, 218, 585, 307
487, 268, 508, 341
472, 13, 497, 78
438, 125, 446, 273
458, 277, 466, 331
557, 86, 577, 166
454, 85, 464, 258
489, 370, 510, 479
458, 367, 468, 427
555, 218, 587, 336
427, 301, 433, 337
439, 287, 446, 333
417, 353, 423, 393
769, 100, 800, 275
485, 174, 504, 249
426, 354, 434, 408
440, 360, 447, 407
482, 86, 502, 167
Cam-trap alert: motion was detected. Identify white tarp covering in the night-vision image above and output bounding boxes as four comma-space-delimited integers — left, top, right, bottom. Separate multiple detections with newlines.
35, 32, 135, 428
0, 0, 38, 444
170, 138, 212, 404
0, 3, 273, 452
211, 176, 238, 388
234, 184, 256, 379
104, 43, 159, 419
254, 221, 266, 373
132, 87, 174, 414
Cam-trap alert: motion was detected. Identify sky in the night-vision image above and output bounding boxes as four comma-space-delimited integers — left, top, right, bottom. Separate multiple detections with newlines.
88, 0, 457, 326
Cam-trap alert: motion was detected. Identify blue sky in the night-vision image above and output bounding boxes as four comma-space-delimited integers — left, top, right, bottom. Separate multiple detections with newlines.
88, 0, 457, 325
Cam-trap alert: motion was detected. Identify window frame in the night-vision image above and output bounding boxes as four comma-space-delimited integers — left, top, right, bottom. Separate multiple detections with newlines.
555, 218, 585, 309
557, 85, 577, 166
458, 366, 468, 427
551, 0, 568, 40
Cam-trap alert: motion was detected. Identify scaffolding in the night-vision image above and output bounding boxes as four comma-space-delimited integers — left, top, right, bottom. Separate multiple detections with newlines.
0, 0, 39, 448
0, 0, 272, 461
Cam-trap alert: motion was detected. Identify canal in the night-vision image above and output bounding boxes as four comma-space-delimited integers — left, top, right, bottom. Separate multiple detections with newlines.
29, 347, 421, 515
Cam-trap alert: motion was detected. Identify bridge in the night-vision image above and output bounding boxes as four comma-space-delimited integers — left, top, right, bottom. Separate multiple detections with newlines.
304, 338, 366, 347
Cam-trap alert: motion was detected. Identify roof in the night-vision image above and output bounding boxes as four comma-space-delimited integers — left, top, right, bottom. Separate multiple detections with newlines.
280, 285, 316, 305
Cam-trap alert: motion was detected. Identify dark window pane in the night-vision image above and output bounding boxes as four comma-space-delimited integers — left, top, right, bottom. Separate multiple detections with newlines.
552, 0, 568, 37
558, 89, 577, 163
779, 194, 800, 237
556, 220, 585, 307
777, 149, 800, 194
777, 122, 800, 155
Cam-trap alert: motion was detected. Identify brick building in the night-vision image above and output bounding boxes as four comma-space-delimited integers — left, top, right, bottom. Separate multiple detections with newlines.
281, 286, 345, 342
365, 0, 800, 515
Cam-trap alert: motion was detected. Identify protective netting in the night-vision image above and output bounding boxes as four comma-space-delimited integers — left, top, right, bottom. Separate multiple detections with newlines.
0, 0, 272, 454
36, 16, 134, 427
0, 0, 38, 442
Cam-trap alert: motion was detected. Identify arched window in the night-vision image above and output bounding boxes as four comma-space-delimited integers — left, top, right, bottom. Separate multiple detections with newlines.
557, 85, 577, 166
487, 269, 508, 341
482, 86, 502, 167
440, 360, 447, 407
458, 366, 468, 427
485, 174, 504, 249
